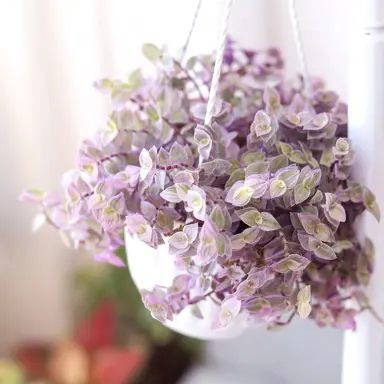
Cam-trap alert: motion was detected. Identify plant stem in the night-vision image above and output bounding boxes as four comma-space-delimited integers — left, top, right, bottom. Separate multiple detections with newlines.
98, 152, 129, 164
173, 59, 206, 101
274, 309, 296, 326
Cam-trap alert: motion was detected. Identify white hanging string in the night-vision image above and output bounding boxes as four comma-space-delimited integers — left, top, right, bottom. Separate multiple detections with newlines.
204, 0, 234, 126
288, 0, 311, 96
180, 0, 203, 62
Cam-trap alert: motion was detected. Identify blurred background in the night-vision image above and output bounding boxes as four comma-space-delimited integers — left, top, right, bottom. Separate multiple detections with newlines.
0, 0, 348, 383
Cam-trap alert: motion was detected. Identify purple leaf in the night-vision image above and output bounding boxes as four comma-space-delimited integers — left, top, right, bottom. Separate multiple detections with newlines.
297, 232, 313, 251
170, 142, 188, 165
113, 165, 140, 189
94, 250, 125, 267
294, 183, 311, 205
311, 239, 337, 260
169, 231, 189, 249
271, 254, 310, 273
258, 212, 281, 231
183, 222, 199, 244
194, 125, 212, 160
219, 298, 242, 327
303, 113, 329, 131
297, 212, 319, 235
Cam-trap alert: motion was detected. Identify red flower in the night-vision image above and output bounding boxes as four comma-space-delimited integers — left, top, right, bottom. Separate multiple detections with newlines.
91, 347, 146, 384
14, 344, 49, 380
75, 301, 116, 351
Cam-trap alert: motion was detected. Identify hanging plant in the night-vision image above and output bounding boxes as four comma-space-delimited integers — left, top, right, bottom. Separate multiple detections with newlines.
21, 38, 381, 339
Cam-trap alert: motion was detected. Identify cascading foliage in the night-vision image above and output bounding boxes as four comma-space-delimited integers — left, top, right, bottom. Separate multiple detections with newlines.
21, 39, 380, 331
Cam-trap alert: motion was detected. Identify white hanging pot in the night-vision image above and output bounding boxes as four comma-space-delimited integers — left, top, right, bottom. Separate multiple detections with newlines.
124, 229, 248, 340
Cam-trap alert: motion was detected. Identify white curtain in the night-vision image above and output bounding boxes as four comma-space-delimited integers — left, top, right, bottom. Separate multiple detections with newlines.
0, 0, 225, 352
0, 1, 348, 376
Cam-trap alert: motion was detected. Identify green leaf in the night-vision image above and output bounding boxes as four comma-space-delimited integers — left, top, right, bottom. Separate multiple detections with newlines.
290, 212, 302, 229
245, 161, 269, 177
297, 284, 311, 303
288, 151, 307, 164
238, 209, 263, 227
232, 185, 253, 207
94, 78, 115, 94
252, 110, 272, 136
301, 205, 318, 216
288, 254, 311, 271
227, 159, 241, 174
324, 192, 337, 208
280, 142, 293, 155
169, 231, 189, 249
201, 159, 232, 176
297, 166, 311, 183
320, 148, 335, 167
158, 148, 170, 167
241, 151, 266, 166
258, 212, 281, 231
271, 258, 292, 273
231, 233, 246, 250
328, 203, 346, 222
357, 255, 371, 286
217, 233, 231, 256
294, 183, 311, 204
297, 212, 319, 235
210, 205, 226, 230
363, 187, 381, 222
170, 142, 188, 164
298, 301, 312, 319
175, 183, 190, 201
186, 56, 198, 70
225, 168, 245, 188
314, 223, 334, 243
191, 303, 204, 319
334, 137, 350, 156
297, 285, 312, 318
310, 190, 323, 204
297, 232, 312, 251
271, 254, 310, 273
245, 298, 270, 314
364, 237, 374, 264
277, 167, 300, 189
349, 185, 363, 203
106, 118, 118, 133
270, 154, 288, 173
142, 43, 162, 62
127, 68, 143, 91
313, 241, 337, 260
145, 104, 159, 122
242, 227, 262, 244
160, 185, 182, 203
270, 179, 287, 198
332, 240, 354, 253
303, 169, 321, 190
300, 142, 319, 168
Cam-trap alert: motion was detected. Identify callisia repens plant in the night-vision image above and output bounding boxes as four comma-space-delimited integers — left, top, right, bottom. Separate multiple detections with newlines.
21, 38, 381, 332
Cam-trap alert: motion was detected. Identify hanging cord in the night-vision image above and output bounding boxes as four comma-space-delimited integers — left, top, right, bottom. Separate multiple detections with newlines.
288, 0, 311, 96
180, 0, 203, 62
204, 0, 234, 126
